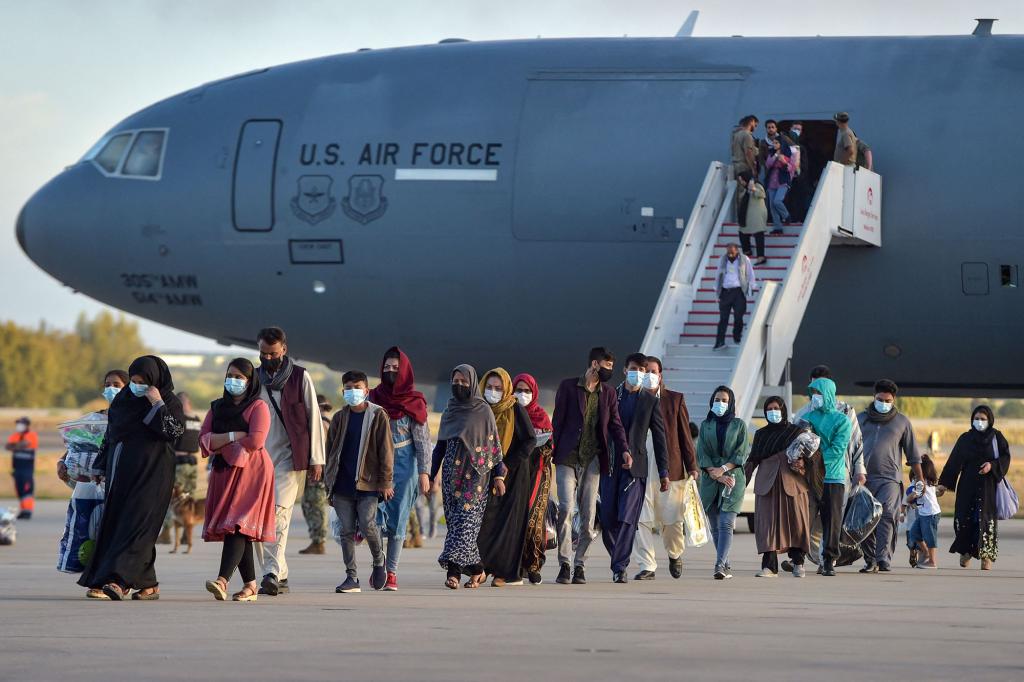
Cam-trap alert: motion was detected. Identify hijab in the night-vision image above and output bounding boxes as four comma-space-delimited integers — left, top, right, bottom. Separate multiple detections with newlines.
368, 346, 428, 425
107, 355, 184, 443
437, 364, 502, 474
512, 372, 552, 432
708, 385, 737, 454
210, 358, 264, 433
970, 405, 997, 447
749, 396, 804, 465
480, 367, 517, 453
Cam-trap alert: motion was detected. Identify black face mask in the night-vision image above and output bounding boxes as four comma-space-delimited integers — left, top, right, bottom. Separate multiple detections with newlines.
262, 356, 283, 373
382, 371, 397, 386
727, 254, 738, 262
597, 367, 614, 383
452, 384, 472, 402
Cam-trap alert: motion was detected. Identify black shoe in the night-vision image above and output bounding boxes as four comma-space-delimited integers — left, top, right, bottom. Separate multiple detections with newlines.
16, 511, 30, 520
669, 557, 683, 579
859, 563, 878, 574
571, 566, 587, 585
634, 570, 656, 581
780, 560, 794, 573
556, 562, 572, 585
335, 576, 361, 593
877, 562, 891, 572
528, 571, 543, 585
258, 573, 280, 596
613, 571, 628, 584
821, 561, 836, 577
370, 565, 387, 591
713, 567, 733, 580
712, 343, 726, 352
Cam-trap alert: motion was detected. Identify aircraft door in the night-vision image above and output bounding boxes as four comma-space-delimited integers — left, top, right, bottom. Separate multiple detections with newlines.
232, 119, 282, 231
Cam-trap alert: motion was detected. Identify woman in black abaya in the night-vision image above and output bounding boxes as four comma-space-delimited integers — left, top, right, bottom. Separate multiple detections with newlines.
79, 356, 185, 600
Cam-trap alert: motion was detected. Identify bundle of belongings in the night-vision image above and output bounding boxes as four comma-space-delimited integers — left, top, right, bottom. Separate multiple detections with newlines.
0, 508, 16, 546
56, 413, 107, 573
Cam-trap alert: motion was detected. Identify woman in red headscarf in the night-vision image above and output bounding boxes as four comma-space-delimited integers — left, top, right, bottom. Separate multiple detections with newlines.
512, 373, 554, 584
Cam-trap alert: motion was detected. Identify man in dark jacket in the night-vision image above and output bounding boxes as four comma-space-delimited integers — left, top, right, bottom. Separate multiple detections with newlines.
601, 353, 669, 584
551, 347, 631, 585
632, 356, 697, 580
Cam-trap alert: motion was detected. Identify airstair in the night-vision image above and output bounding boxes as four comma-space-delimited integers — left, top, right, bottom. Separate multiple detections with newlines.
641, 161, 882, 426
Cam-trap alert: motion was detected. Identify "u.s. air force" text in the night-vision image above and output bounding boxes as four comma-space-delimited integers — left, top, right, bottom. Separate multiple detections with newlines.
299, 142, 502, 167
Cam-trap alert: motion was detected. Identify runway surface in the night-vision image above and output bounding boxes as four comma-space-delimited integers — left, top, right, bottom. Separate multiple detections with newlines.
1, 499, 1022, 681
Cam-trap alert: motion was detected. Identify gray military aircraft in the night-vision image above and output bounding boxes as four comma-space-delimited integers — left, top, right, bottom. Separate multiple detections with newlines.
15, 19, 1023, 397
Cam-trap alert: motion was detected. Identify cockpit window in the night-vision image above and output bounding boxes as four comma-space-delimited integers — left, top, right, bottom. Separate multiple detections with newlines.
94, 134, 132, 173
122, 131, 165, 177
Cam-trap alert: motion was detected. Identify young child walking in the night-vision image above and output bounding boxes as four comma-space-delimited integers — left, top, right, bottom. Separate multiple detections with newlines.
907, 454, 941, 569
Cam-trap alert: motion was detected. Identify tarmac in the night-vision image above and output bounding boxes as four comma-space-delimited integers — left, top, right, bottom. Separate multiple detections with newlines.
1, 499, 1022, 682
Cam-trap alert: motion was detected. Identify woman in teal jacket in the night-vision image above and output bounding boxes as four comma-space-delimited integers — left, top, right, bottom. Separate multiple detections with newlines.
803, 377, 852, 576
697, 386, 750, 580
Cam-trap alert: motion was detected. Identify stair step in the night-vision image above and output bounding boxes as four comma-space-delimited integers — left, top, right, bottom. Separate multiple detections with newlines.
722, 222, 803, 228
706, 264, 789, 270
712, 244, 795, 251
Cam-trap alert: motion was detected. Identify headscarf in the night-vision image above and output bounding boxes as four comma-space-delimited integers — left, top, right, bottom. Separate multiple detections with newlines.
437, 364, 502, 475
480, 367, 517, 453
708, 385, 736, 454
749, 396, 804, 466
368, 346, 427, 425
107, 355, 184, 443
512, 372, 552, 432
258, 355, 293, 392
970, 405, 997, 446
211, 358, 264, 433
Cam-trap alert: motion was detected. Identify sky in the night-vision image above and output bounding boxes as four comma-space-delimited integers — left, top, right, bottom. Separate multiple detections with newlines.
1, 0, 1021, 352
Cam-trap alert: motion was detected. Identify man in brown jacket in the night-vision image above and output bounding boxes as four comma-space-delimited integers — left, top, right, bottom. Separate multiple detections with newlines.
324, 371, 394, 593
632, 356, 698, 580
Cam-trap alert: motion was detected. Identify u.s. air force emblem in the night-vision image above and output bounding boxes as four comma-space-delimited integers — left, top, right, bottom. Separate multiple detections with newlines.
290, 175, 336, 225
342, 174, 388, 225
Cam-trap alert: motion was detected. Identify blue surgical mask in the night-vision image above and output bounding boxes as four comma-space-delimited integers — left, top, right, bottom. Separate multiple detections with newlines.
225, 377, 247, 396
627, 370, 645, 387
811, 394, 824, 410
766, 409, 782, 424
102, 386, 121, 403
711, 401, 729, 417
129, 382, 149, 398
343, 388, 367, 407
874, 399, 893, 414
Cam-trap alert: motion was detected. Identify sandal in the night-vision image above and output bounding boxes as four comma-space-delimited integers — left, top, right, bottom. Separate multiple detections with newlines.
132, 587, 160, 601
101, 583, 126, 601
464, 573, 485, 589
232, 582, 259, 602
445, 574, 460, 590
85, 588, 110, 600
959, 553, 971, 568
206, 577, 228, 601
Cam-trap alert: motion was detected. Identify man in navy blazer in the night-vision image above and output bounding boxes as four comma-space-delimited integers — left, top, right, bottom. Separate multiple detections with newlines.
551, 347, 631, 585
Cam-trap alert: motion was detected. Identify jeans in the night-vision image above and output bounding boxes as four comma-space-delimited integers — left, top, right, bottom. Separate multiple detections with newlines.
707, 508, 737, 570
768, 184, 790, 228
716, 287, 747, 345
332, 495, 385, 578
555, 459, 601, 567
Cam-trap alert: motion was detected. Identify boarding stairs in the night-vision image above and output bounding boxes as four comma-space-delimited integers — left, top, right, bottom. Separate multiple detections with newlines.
641, 161, 882, 426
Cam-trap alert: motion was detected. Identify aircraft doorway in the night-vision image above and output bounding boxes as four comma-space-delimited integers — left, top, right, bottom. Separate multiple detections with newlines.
232, 119, 282, 231
777, 119, 836, 222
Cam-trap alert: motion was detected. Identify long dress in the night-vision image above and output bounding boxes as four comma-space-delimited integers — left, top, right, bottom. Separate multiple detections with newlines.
745, 427, 811, 557
78, 401, 184, 590
478, 403, 538, 580
939, 429, 1012, 561
437, 439, 502, 575
200, 401, 277, 543
521, 435, 554, 575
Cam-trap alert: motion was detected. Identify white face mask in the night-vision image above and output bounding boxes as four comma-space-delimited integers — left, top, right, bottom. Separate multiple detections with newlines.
514, 391, 532, 407
811, 394, 824, 410
643, 373, 661, 390
874, 399, 893, 414
766, 409, 782, 424
343, 388, 367, 407
15, 423, 28, 433
484, 388, 504, 405
973, 419, 988, 432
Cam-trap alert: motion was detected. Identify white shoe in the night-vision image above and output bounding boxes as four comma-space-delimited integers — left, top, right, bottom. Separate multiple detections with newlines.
755, 569, 777, 578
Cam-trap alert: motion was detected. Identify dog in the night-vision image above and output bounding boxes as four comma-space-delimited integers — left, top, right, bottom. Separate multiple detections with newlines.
169, 485, 206, 554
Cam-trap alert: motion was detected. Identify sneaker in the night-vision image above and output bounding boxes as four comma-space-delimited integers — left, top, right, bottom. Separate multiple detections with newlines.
821, 561, 836, 577
914, 561, 936, 570
908, 547, 918, 567
634, 570, 656, 581
384, 572, 398, 591
755, 569, 777, 578
258, 573, 280, 596
792, 564, 806, 578
571, 566, 587, 585
780, 560, 794, 573
555, 563, 572, 585
859, 563, 878, 574
613, 571, 628, 584
298, 541, 325, 555
669, 557, 683, 579
370, 565, 387, 591
877, 562, 891, 572
528, 571, 543, 585
336, 576, 361, 593
712, 343, 726, 352
713, 568, 733, 580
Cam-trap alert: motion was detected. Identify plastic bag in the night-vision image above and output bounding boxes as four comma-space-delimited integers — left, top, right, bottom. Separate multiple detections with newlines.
56, 483, 104, 573
544, 500, 558, 551
842, 485, 883, 545
682, 478, 710, 547
0, 508, 16, 546
786, 430, 820, 464
58, 413, 107, 481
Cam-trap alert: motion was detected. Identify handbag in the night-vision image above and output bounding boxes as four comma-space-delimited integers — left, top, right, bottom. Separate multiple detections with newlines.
992, 439, 1019, 520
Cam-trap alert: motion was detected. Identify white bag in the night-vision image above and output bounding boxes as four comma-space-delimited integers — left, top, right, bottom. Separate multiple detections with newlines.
682, 478, 710, 548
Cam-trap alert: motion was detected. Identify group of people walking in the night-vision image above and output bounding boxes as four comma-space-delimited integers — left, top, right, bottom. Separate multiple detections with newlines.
44, 327, 1013, 601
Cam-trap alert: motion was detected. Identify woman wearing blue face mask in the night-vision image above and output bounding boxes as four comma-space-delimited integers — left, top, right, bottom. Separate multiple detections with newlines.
79, 356, 186, 601
744, 397, 811, 578
696, 386, 749, 580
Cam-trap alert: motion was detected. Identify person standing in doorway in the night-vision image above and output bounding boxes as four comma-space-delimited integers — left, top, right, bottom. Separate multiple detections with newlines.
731, 115, 759, 178
764, 138, 796, 234
713, 244, 756, 351
298, 394, 333, 555
253, 326, 326, 596
632, 356, 697, 581
833, 112, 858, 166
6, 417, 38, 520
550, 347, 631, 585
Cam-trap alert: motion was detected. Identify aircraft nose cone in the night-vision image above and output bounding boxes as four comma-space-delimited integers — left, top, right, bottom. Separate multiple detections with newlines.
15, 204, 28, 256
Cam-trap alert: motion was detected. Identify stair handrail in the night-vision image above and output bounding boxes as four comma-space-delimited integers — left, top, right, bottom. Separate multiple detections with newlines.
641, 161, 733, 356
